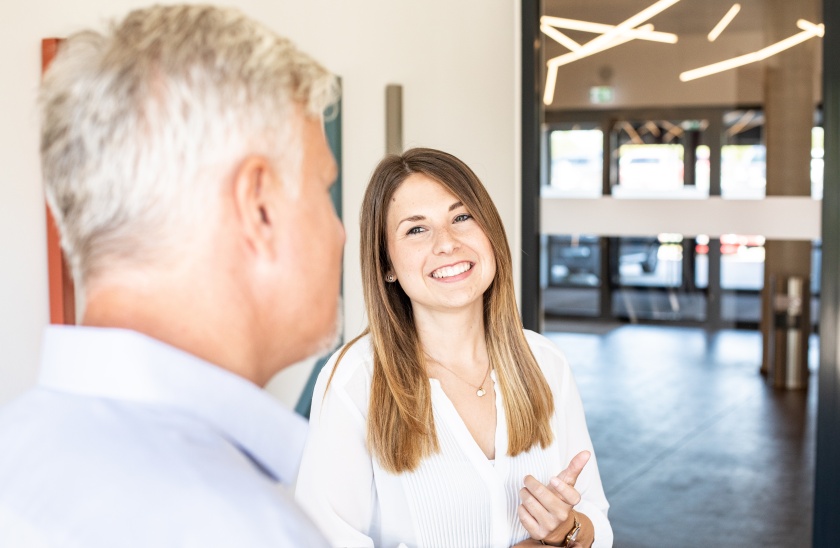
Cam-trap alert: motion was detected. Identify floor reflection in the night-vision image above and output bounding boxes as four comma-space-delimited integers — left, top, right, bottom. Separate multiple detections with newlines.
546, 325, 817, 547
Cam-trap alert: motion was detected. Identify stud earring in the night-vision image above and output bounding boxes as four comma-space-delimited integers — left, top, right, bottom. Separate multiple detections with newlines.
386, 274, 396, 283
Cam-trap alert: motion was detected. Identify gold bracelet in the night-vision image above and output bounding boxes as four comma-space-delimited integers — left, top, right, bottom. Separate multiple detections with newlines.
539, 512, 580, 547
561, 512, 581, 547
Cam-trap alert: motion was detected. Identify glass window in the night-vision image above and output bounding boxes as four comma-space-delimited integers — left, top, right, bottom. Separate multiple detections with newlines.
545, 126, 603, 198
611, 119, 708, 198
547, 235, 600, 287
614, 235, 674, 286
720, 234, 765, 290
719, 234, 765, 325
721, 144, 766, 199
812, 126, 824, 199
694, 234, 710, 290
616, 143, 684, 194
544, 234, 601, 317
610, 234, 706, 322
695, 145, 711, 195
722, 110, 765, 199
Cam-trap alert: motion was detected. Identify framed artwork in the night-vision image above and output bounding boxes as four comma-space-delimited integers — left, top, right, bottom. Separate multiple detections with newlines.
295, 80, 343, 418
42, 38, 76, 325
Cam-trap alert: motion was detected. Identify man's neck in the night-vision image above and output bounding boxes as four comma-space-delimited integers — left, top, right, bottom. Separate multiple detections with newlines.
82, 282, 265, 385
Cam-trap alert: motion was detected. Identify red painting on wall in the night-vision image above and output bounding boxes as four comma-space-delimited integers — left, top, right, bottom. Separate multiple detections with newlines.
42, 38, 76, 325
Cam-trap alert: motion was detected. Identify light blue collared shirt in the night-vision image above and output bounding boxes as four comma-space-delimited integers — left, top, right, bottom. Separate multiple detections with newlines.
0, 326, 327, 547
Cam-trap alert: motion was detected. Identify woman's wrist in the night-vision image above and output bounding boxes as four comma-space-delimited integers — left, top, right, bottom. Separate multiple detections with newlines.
538, 510, 580, 546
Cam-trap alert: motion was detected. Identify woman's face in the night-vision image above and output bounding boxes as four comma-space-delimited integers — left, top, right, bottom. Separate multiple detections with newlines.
385, 173, 496, 316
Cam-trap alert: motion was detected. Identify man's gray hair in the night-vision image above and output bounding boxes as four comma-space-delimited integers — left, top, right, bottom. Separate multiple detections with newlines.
40, 4, 339, 289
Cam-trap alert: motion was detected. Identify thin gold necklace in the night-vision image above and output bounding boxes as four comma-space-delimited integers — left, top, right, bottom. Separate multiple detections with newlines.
424, 353, 492, 397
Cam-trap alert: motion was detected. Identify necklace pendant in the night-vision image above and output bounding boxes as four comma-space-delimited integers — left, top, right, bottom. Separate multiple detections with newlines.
476, 387, 486, 397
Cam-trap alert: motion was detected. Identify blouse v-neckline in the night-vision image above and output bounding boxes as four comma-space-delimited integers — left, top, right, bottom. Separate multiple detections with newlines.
427, 370, 512, 546
428, 371, 508, 475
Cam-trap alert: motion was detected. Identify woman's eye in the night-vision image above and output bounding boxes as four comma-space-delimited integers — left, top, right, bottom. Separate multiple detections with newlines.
454, 213, 472, 223
407, 226, 425, 235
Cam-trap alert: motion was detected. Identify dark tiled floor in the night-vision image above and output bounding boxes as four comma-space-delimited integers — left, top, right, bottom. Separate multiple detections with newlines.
546, 325, 817, 548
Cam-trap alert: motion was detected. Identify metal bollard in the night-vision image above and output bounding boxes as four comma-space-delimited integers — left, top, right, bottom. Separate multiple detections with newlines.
768, 276, 810, 389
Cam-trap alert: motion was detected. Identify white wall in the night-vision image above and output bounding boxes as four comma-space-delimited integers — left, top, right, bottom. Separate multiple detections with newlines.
0, 0, 521, 407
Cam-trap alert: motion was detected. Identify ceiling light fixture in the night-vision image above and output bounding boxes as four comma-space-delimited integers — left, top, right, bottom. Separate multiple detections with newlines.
796, 18, 824, 35
541, 16, 678, 44
708, 4, 741, 42
544, 28, 647, 104
680, 20, 824, 82
543, 0, 682, 105
618, 122, 644, 145
725, 110, 757, 136
541, 23, 581, 51
661, 120, 684, 142
641, 121, 662, 137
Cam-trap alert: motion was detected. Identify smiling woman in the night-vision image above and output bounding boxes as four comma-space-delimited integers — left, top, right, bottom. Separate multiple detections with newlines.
295, 148, 613, 548
385, 172, 497, 316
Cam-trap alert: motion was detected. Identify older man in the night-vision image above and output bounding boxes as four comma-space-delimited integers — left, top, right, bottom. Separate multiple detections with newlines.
0, 5, 343, 546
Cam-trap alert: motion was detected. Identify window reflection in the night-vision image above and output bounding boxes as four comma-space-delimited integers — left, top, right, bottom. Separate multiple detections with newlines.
545, 126, 603, 198
611, 119, 709, 199
540, 108, 822, 329
721, 145, 766, 198
617, 144, 684, 193
812, 126, 824, 199
722, 109, 765, 198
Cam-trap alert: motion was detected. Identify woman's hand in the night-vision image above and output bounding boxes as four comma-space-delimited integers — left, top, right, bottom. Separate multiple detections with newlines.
517, 451, 590, 546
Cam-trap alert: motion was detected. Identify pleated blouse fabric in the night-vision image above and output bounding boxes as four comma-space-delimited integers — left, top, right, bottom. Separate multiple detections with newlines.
295, 330, 613, 548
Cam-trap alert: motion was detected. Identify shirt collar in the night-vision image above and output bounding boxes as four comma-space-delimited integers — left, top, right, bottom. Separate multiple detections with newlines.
38, 325, 308, 485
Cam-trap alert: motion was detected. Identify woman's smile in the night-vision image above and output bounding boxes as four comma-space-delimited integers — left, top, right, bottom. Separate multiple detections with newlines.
430, 261, 474, 280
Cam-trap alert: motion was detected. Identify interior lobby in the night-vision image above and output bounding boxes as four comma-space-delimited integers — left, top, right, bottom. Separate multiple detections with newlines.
1, 0, 838, 546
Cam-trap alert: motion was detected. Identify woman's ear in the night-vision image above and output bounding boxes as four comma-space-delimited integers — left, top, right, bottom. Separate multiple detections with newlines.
232, 155, 280, 258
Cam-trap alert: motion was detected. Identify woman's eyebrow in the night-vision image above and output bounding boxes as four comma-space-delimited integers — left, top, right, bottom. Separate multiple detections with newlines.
398, 202, 464, 227
398, 214, 425, 226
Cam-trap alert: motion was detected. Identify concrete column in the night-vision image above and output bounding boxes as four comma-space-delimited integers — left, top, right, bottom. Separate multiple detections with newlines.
759, 0, 820, 379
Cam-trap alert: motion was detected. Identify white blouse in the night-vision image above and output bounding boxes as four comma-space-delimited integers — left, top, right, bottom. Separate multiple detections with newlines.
295, 330, 613, 548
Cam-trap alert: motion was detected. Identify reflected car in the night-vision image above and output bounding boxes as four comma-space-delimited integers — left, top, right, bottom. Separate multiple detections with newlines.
618, 237, 660, 273
547, 235, 661, 286
548, 235, 600, 287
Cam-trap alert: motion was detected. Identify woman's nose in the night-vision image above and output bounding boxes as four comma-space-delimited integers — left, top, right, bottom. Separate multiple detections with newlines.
433, 227, 459, 254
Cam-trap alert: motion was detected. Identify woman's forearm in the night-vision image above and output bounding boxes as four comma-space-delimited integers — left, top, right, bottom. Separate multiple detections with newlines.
514, 511, 595, 548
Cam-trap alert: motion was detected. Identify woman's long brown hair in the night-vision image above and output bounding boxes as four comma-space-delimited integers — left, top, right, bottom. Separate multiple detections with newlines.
331, 148, 554, 473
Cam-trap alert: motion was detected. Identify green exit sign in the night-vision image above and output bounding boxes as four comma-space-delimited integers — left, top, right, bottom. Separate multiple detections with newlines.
589, 86, 614, 104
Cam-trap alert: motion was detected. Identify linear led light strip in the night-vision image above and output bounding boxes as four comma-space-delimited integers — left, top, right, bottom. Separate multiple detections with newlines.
708, 4, 741, 42
680, 19, 824, 82
726, 110, 757, 137
543, 0, 682, 104
541, 16, 678, 44
618, 122, 644, 145
541, 24, 582, 52
660, 120, 684, 142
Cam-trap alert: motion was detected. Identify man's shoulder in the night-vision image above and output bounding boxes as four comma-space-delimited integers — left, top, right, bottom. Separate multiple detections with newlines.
1, 386, 259, 473
0, 388, 328, 546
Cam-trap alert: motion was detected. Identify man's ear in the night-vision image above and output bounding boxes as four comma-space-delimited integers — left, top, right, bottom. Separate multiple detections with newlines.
232, 155, 280, 258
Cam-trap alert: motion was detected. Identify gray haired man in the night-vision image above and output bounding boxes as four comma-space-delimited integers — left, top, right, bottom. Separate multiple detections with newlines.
0, 5, 343, 546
